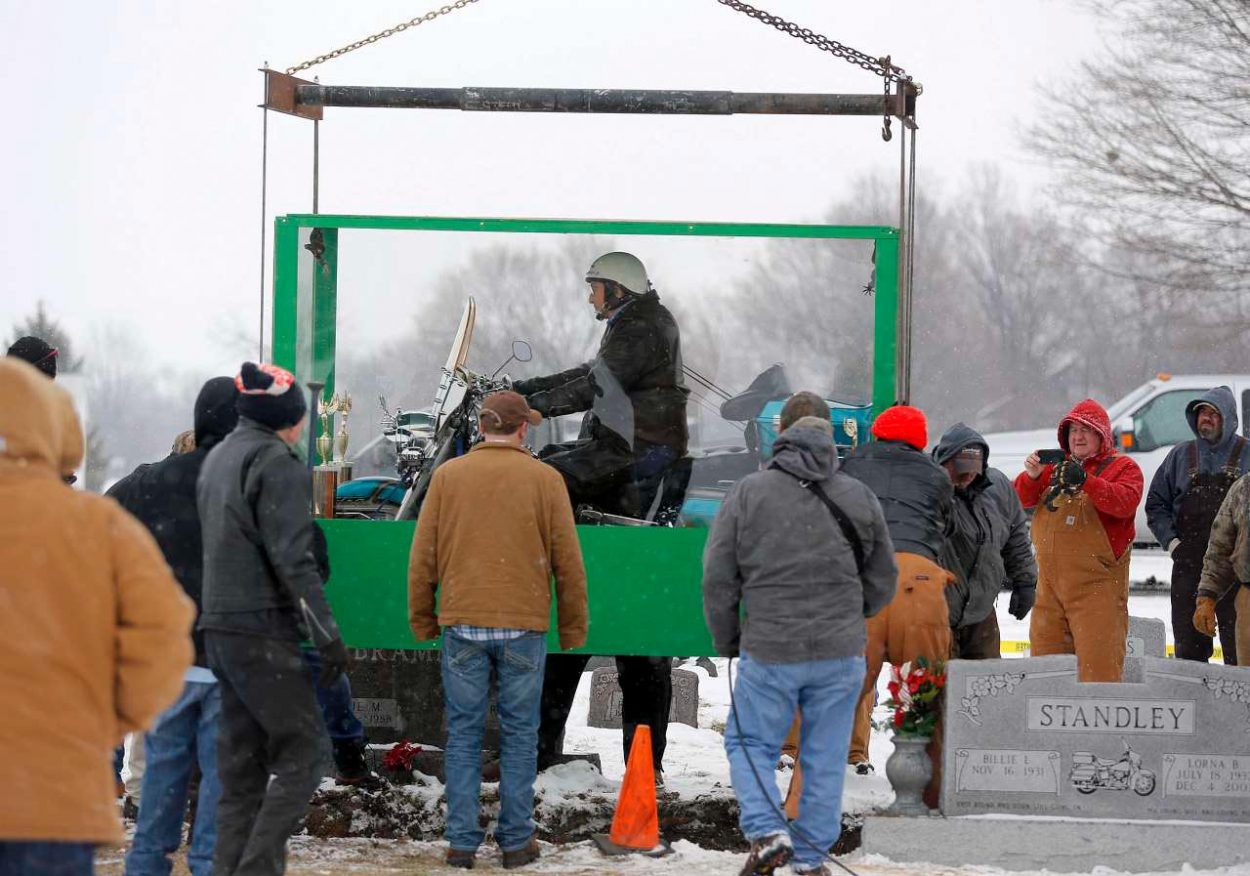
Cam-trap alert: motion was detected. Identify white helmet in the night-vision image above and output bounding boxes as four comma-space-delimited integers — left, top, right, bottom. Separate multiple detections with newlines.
585, 252, 652, 296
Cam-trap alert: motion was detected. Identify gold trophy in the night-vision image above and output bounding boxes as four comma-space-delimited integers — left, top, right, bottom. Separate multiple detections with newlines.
316, 391, 338, 467
333, 392, 353, 482
312, 391, 340, 518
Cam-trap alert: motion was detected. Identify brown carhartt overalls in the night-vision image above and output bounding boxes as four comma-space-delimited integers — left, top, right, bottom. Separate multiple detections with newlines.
1029, 461, 1131, 683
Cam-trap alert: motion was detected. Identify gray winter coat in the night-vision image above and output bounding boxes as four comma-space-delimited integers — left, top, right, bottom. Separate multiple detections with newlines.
839, 438, 952, 562
701, 426, 897, 663
932, 423, 1037, 627
197, 418, 341, 645
1146, 386, 1249, 548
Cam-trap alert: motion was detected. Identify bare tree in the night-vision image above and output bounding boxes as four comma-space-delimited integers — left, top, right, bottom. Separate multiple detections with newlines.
8, 301, 85, 371
1032, 0, 1250, 334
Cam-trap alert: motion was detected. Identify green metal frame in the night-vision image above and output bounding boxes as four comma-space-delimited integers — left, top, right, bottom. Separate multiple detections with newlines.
272, 214, 900, 655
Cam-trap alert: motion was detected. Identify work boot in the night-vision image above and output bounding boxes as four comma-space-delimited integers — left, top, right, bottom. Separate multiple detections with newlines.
739, 832, 793, 875
502, 836, 540, 869
446, 848, 475, 869
332, 739, 377, 786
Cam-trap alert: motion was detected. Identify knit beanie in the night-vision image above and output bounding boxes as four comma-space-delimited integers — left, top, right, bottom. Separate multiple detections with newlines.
195, 376, 240, 447
6, 336, 58, 379
234, 362, 307, 430
871, 404, 928, 450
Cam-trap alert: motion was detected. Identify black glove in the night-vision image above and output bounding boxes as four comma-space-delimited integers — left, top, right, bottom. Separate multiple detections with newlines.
317, 638, 350, 688
1008, 587, 1036, 620
1057, 459, 1086, 489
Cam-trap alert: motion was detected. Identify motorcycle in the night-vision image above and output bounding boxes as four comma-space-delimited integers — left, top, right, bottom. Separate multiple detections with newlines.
378, 298, 534, 521
1069, 739, 1156, 796
345, 298, 874, 525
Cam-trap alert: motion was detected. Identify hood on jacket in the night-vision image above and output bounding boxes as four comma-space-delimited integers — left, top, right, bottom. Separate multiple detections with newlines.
195, 376, 240, 449
1058, 398, 1113, 458
933, 421, 990, 490
1185, 386, 1240, 450
933, 422, 991, 468
0, 358, 80, 474
769, 425, 838, 482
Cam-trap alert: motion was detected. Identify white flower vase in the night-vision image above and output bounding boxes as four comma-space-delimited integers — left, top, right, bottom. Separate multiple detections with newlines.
885, 735, 932, 816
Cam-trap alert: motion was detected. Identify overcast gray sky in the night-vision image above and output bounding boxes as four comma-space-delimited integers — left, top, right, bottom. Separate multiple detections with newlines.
2, 0, 1106, 373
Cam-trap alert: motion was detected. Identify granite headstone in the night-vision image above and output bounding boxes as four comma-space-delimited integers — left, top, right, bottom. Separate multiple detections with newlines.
587, 667, 699, 729
1126, 615, 1167, 658
349, 648, 500, 748
942, 654, 1250, 823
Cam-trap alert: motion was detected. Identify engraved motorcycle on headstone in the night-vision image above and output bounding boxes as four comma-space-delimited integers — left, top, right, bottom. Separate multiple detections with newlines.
1069, 740, 1156, 796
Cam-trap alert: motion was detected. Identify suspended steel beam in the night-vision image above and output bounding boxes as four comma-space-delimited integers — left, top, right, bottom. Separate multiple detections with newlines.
298, 85, 900, 116
262, 74, 914, 119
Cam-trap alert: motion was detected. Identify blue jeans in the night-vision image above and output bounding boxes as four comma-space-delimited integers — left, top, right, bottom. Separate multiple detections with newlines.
124, 681, 222, 876
0, 842, 94, 876
724, 652, 865, 871
300, 647, 365, 742
441, 630, 547, 853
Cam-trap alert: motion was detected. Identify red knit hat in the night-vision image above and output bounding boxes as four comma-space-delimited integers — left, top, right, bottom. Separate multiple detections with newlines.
871, 405, 928, 450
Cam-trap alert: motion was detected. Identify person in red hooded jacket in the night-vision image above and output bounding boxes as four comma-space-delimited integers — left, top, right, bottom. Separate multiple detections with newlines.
1015, 399, 1144, 682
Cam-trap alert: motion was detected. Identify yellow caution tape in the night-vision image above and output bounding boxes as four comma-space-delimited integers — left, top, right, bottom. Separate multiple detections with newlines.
999, 640, 1222, 660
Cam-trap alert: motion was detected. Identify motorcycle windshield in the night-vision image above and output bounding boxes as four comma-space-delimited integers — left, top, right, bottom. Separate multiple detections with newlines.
443, 297, 476, 375
433, 297, 476, 434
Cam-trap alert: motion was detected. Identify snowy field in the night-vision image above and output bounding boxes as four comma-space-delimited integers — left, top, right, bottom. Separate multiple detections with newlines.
98, 549, 1250, 874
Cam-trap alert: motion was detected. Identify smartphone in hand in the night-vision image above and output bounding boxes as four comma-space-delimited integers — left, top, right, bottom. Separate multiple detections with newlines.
1037, 449, 1066, 465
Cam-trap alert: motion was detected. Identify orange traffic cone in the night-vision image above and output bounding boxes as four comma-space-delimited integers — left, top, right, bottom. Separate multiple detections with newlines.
610, 726, 659, 849
592, 726, 671, 857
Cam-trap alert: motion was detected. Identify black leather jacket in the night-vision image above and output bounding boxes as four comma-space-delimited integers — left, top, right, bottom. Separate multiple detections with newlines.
196, 419, 340, 645
515, 292, 689, 458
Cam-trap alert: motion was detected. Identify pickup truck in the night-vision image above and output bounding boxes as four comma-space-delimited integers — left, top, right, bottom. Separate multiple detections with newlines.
982, 374, 1250, 546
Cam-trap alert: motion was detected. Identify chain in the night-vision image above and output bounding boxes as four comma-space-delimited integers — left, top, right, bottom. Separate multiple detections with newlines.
715, 0, 910, 83
285, 0, 482, 76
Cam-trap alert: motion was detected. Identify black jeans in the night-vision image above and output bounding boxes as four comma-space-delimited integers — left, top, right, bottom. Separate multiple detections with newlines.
1171, 559, 1239, 664
537, 654, 671, 771
205, 632, 328, 876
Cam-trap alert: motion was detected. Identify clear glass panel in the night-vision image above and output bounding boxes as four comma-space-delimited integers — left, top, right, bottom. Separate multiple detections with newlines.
327, 229, 877, 524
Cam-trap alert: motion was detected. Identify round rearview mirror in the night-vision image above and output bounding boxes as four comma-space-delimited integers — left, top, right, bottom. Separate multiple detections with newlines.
512, 339, 533, 363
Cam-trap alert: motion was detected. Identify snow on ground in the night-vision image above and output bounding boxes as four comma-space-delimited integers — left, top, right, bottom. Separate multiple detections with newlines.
96, 834, 1250, 875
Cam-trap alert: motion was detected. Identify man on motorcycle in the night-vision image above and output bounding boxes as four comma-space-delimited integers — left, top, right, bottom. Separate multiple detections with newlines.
513, 251, 689, 519
513, 251, 688, 780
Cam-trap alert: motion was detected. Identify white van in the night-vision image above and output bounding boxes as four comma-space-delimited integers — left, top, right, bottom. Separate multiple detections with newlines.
983, 374, 1250, 546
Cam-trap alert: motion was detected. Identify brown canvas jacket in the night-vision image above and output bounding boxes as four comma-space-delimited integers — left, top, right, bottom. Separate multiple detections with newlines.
408, 442, 588, 650
0, 359, 194, 843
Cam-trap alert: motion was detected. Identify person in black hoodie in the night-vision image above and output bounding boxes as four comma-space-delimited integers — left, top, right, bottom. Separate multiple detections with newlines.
932, 423, 1037, 660
1146, 386, 1247, 663
109, 376, 238, 876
